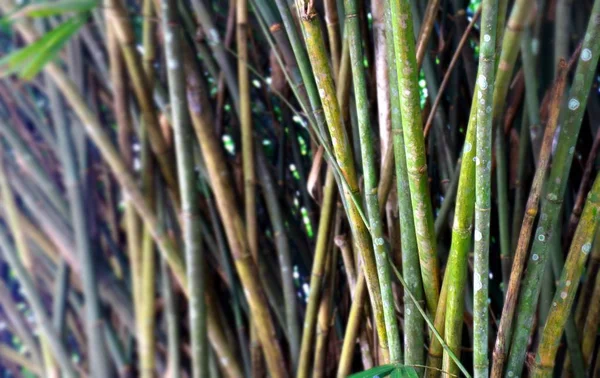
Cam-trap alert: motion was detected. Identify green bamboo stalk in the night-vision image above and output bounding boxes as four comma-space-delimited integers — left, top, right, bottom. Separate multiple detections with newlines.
297, 1, 390, 362
389, 0, 440, 315
162, 0, 208, 376
473, 2, 498, 376
104, 0, 179, 199
530, 175, 600, 377
578, 229, 600, 370
382, 0, 424, 367
345, 0, 401, 361
257, 150, 300, 367
47, 67, 111, 378
506, 2, 600, 373
490, 62, 568, 378
185, 53, 288, 378
442, 105, 477, 377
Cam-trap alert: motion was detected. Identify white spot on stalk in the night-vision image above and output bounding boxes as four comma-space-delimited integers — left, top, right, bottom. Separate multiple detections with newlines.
560, 291, 568, 299
475, 230, 482, 241
568, 98, 580, 110
479, 75, 488, 90
582, 243, 592, 254
532, 254, 539, 261
464, 142, 472, 153
582, 48, 592, 61
474, 274, 483, 292
483, 34, 491, 42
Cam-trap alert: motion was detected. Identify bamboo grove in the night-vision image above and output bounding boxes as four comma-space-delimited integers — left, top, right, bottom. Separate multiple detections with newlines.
0, 0, 600, 377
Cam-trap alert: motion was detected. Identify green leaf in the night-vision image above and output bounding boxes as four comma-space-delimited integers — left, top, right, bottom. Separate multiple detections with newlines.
9, 0, 97, 19
394, 367, 419, 378
0, 17, 85, 80
348, 364, 396, 378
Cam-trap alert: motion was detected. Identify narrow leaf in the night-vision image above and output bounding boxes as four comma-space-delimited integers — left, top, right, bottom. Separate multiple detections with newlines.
348, 364, 396, 378
10, 0, 97, 19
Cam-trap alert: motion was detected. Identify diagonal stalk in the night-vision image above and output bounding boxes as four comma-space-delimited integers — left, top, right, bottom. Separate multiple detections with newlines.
506, 1, 600, 372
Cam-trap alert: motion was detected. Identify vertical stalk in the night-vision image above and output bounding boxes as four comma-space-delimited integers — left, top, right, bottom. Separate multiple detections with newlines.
345, 0, 401, 361
389, 0, 440, 315
297, 170, 336, 378
162, 0, 207, 375
473, 2, 498, 377
257, 151, 300, 367
185, 55, 288, 378
297, 1, 389, 361
506, 2, 600, 373
442, 106, 477, 377
104, 0, 179, 199
383, 0, 425, 367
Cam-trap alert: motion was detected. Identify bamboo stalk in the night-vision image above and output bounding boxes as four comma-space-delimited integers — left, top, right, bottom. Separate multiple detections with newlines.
490, 61, 568, 378
185, 52, 288, 378
506, 2, 600, 373
345, 0, 401, 361
297, 1, 390, 362
389, 0, 440, 316
257, 150, 300, 367
442, 105, 477, 377
530, 174, 600, 377
382, 0, 425, 367
162, 0, 208, 376
104, 0, 179, 199
472, 2, 498, 376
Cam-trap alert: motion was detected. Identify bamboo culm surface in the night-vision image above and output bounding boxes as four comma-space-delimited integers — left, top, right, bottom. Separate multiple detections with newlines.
0, 1, 599, 377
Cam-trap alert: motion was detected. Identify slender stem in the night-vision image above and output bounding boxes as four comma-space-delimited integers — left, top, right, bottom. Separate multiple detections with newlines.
443, 105, 477, 377
185, 54, 288, 378
345, 0, 401, 361
531, 175, 600, 377
389, 0, 440, 316
297, 1, 389, 361
491, 61, 568, 378
162, 0, 208, 376
473, 2, 498, 376
506, 2, 600, 373
257, 150, 300, 367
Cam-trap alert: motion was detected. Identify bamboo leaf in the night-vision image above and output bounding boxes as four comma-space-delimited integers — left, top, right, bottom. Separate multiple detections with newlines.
0, 17, 85, 80
348, 364, 396, 378
395, 366, 419, 378
9, 0, 97, 19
